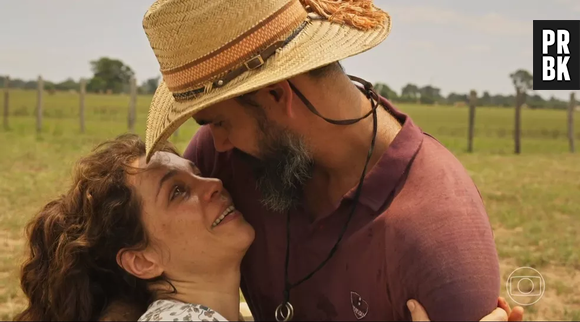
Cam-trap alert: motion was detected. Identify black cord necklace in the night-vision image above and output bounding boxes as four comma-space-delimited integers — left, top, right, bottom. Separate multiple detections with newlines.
275, 75, 381, 321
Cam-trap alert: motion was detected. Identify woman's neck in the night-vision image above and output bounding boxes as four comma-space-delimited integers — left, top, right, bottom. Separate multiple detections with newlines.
155, 268, 242, 321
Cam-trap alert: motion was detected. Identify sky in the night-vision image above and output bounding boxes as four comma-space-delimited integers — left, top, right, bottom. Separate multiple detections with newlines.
0, 0, 579, 100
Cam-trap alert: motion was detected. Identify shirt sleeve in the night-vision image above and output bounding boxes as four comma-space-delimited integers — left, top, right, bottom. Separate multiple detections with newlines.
386, 194, 501, 321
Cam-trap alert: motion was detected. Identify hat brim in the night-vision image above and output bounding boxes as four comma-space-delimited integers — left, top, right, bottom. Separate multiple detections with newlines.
145, 17, 391, 161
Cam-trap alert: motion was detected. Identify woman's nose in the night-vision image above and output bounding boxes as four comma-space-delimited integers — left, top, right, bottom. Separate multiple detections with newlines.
199, 177, 224, 202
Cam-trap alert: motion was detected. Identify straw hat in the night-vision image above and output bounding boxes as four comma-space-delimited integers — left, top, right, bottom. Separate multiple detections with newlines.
143, 0, 392, 161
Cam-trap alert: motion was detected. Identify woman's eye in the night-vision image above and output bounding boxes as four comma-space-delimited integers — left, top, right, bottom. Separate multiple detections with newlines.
170, 185, 187, 201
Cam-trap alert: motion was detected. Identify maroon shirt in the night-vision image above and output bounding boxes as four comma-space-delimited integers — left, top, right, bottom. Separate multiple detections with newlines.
183, 97, 500, 321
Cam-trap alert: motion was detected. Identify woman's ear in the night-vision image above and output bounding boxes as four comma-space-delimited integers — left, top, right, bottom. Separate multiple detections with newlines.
116, 248, 163, 280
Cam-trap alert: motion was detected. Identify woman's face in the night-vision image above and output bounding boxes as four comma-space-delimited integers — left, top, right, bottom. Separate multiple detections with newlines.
127, 151, 255, 279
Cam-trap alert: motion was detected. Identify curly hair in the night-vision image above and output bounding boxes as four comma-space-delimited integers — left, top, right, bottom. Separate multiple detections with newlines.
14, 133, 179, 321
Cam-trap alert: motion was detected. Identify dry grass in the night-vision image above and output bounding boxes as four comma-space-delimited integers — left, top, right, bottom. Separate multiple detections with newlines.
0, 89, 578, 320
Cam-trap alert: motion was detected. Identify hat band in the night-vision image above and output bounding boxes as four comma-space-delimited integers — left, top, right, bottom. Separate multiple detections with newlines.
172, 19, 309, 102
162, 0, 307, 96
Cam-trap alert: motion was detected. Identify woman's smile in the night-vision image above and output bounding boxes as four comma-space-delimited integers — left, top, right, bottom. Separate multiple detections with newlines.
211, 205, 238, 228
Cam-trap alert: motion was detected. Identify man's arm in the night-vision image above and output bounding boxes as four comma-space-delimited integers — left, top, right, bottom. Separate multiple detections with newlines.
407, 297, 525, 322
387, 200, 501, 321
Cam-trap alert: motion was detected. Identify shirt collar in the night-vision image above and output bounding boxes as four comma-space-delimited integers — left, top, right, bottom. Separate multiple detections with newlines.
343, 97, 424, 212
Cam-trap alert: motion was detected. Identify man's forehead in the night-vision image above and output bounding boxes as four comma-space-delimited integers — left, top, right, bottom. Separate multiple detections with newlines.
193, 99, 238, 123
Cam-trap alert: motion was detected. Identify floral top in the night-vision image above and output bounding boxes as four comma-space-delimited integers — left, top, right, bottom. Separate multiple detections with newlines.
138, 299, 228, 322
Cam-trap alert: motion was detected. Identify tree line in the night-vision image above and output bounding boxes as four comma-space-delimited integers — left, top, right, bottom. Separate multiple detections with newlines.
0, 57, 571, 110
374, 69, 568, 110
0, 57, 160, 95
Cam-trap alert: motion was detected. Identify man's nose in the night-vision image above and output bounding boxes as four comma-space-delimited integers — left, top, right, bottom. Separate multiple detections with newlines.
211, 128, 235, 152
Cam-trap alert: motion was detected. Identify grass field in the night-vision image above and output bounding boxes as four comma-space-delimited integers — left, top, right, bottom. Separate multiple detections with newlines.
0, 89, 579, 320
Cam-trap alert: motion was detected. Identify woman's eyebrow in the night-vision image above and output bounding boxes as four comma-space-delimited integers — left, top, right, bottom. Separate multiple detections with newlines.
188, 160, 199, 174
156, 169, 177, 201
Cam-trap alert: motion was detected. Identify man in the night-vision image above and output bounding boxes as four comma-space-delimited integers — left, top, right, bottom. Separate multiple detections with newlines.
110, 0, 524, 320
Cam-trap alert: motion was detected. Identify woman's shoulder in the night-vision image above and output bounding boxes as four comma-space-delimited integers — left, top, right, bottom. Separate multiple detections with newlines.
138, 299, 228, 322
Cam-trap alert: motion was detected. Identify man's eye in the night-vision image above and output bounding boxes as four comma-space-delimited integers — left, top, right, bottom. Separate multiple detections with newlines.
170, 185, 187, 201
213, 121, 224, 127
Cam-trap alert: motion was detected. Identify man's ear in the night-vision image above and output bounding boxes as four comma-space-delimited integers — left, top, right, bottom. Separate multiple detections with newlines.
263, 81, 295, 118
116, 248, 163, 280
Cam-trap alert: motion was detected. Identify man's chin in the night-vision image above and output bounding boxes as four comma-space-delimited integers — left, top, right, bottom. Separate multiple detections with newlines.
234, 156, 305, 213
233, 148, 263, 167
255, 180, 302, 214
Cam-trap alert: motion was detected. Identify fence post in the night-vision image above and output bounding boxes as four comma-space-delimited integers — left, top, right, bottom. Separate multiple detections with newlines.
3, 76, 8, 130
128, 77, 137, 132
569, 92, 576, 153
514, 89, 524, 154
80, 79, 86, 133
37, 76, 44, 134
468, 90, 477, 153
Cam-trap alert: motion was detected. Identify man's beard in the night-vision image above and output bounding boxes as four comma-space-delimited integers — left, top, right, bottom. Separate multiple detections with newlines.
234, 123, 314, 214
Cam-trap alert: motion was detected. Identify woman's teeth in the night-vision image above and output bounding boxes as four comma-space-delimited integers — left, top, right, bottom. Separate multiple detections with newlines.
212, 205, 235, 227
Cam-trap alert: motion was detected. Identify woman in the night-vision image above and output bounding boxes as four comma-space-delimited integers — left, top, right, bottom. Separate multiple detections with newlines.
14, 134, 254, 322
14, 134, 522, 322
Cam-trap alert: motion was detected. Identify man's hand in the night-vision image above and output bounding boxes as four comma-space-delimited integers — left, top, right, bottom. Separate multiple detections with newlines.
406, 297, 525, 321
497, 297, 524, 321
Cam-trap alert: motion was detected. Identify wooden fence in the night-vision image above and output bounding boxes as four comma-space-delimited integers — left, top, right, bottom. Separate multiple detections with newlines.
569, 93, 576, 153
1, 75, 577, 152
3, 76, 8, 130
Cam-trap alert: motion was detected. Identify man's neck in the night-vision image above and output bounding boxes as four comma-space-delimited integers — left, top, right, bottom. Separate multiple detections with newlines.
157, 268, 241, 321
303, 92, 402, 218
